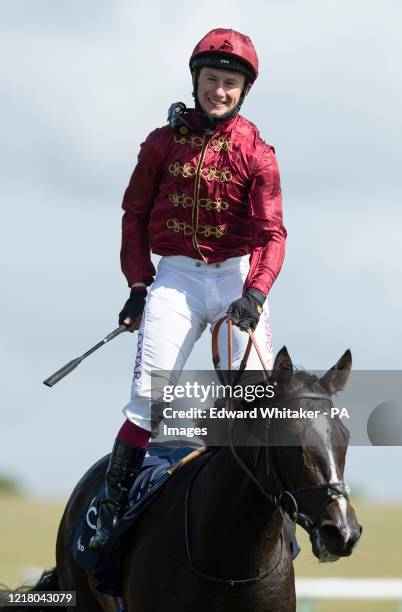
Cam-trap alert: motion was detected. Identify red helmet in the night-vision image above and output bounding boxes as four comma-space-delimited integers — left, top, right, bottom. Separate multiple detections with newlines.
189, 28, 259, 84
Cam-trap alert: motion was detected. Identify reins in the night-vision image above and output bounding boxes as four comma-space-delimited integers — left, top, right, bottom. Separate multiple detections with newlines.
183, 318, 284, 585
211, 317, 270, 385
213, 317, 350, 527
183, 452, 283, 587
183, 317, 350, 585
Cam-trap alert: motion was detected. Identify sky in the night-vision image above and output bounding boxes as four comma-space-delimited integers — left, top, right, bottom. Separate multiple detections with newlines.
1, 0, 402, 500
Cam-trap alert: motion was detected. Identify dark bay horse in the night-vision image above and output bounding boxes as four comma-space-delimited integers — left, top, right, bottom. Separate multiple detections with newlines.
3, 347, 362, 612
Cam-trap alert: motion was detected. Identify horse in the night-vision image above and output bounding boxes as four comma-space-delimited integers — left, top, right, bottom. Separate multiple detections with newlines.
1, 347, 362, 612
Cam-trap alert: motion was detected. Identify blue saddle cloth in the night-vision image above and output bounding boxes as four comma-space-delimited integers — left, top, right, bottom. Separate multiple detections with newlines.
70, 445, 199, 596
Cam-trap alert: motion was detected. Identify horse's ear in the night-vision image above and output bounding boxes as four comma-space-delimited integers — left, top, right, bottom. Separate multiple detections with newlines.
320, 349, 352, 394
272, 346, 293, 384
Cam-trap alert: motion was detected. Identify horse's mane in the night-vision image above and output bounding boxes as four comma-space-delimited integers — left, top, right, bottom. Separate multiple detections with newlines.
291, 369, 322, 388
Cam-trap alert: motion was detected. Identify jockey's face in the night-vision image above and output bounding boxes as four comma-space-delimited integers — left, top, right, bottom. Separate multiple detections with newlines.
195, 67, 246, 117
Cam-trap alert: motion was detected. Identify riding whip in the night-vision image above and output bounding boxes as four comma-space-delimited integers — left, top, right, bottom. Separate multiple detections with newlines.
43, 325, 128, 387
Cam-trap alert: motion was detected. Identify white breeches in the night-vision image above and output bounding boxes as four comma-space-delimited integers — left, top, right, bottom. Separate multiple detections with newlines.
123, 255, 273, 433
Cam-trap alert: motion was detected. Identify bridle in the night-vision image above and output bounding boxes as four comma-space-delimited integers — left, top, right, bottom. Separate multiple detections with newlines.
214, 317, 350, 529
226, 391, 350, 530
184, 317, 350, 586
227, 395, 350, 532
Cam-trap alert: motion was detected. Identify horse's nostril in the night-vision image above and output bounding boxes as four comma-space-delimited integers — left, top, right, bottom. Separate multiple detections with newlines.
320, 523, 361, 555
320, 525, 344, 547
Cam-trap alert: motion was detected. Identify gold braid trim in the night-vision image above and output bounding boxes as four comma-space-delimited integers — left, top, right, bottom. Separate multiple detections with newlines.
168, 162, 231, 182
168, 193, 229, 212
166, 218, 193, 235
169, 193, 194, 208
209, 137, 232, 152
201, 166, 232, 182
199, 197, 229, 211
166, 218, 227, 239
198, 224, 227, 238
173, 134, 204, 148
173, 134, 232, 152
168, 162, 196, 178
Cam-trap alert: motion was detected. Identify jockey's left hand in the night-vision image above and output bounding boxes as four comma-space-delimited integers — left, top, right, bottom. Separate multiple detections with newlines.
227, 288, 266, 331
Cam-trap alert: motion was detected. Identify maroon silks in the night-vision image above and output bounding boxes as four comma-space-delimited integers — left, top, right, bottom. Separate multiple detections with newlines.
117, 419, 150, 449
120, 112, 286, 297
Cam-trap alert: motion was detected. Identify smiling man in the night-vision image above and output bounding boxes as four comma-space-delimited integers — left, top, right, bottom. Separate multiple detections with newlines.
196, 66, 245, 116
89, 28, 287, 550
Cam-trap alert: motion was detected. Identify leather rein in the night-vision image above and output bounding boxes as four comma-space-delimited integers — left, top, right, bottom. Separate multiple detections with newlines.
184, 317, 349, 586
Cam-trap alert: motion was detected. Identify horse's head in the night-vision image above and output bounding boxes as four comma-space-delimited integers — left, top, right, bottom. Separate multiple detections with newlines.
260, 347, 362, 562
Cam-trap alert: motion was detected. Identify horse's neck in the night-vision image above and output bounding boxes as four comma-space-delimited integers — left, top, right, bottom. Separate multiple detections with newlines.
188, 448, 282, 573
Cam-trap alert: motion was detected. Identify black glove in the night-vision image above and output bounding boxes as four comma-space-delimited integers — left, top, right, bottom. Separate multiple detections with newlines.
227, 288, 265, 331
119, 288, 147, 326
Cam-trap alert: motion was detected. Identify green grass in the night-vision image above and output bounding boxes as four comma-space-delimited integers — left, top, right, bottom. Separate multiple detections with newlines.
295, 500, 402, 578
0, 496, 65, 588
0, 496, 401, 611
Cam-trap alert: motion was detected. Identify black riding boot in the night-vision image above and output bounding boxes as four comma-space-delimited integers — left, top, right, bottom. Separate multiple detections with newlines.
89, 439, 146, 550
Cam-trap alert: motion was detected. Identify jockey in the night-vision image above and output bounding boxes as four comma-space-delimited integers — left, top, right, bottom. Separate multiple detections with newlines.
89, 28, 287, 550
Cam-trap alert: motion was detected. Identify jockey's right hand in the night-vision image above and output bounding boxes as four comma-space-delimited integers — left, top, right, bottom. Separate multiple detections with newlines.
119, 287, 147, 332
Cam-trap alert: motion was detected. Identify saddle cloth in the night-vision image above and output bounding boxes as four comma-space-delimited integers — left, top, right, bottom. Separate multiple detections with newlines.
70, 444, 200, 596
